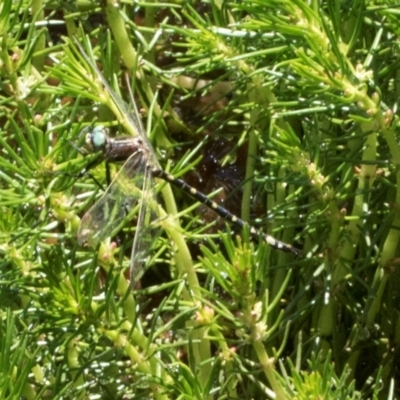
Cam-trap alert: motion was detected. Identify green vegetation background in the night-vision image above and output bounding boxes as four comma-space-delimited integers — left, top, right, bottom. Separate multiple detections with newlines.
0, 0, 399, 399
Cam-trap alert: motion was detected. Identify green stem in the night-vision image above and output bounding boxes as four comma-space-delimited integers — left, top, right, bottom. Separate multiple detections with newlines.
105, 0, 170, 148
104, 328, 169, 400
333, 125, 377, 285
253, 338, 287, 400
365, 125, 400, 326
31, 0, 45, 71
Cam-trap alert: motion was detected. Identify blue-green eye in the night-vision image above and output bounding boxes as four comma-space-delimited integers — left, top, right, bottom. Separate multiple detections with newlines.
87, 126, 108, 150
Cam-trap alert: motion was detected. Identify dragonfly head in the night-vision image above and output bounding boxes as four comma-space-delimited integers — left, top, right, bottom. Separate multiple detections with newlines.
85, 125, 110, 153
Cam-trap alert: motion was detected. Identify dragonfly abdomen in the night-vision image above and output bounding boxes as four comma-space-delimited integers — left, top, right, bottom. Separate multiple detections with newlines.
152, 167, 300, 256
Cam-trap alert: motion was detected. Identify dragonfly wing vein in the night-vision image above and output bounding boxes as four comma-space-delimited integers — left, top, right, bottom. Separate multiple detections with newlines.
129, 163, 160, 286
78, 151, 148, 247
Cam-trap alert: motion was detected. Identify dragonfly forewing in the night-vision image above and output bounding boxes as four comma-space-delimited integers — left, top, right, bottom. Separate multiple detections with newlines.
75, 40, 159, 168
129, 163, 161, 285
78, 151, 152, 248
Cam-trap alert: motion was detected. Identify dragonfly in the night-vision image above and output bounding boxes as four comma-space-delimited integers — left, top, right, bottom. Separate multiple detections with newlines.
76, 42, 300, 286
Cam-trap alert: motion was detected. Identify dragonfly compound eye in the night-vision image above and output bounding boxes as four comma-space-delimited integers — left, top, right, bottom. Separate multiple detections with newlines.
87, 126, 109, 151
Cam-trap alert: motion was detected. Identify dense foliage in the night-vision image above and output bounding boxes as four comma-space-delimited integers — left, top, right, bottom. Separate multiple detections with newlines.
0, 0, 398, 399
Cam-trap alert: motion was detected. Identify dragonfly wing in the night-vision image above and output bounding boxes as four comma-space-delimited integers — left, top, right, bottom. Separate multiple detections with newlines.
75, 39, 160, 168
78, 150, 148, 247
129, 164, 160, 286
